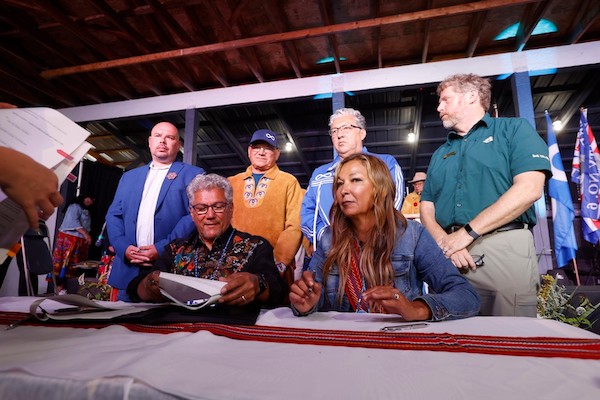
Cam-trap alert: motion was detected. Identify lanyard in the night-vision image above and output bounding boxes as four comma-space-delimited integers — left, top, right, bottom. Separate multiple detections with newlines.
194, 229, 236, 279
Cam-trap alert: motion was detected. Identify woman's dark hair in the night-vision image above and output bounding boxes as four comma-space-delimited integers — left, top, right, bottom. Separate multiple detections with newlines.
66, 193, 95, 210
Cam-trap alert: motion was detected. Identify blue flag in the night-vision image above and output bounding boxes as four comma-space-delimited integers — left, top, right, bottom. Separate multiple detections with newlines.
546, 113, 577, 267
577, 110, 600, 244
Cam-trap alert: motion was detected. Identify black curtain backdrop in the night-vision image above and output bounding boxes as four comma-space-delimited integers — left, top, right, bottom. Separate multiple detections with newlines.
54, 161, 122, 261
80, 160, 123, 260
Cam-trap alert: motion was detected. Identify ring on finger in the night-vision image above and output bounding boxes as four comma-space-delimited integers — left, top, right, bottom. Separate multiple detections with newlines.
241, 295, 247, 302
393, 293, 400, 300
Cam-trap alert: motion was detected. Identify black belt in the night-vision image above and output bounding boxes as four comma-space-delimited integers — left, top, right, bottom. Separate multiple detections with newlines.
445, 222, 529, 235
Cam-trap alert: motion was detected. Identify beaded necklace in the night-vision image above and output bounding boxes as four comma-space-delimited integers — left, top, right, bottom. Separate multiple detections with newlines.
194, 229, 236, 279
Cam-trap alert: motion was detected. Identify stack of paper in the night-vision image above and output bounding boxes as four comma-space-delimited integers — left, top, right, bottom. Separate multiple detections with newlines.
0, 108, 94, 262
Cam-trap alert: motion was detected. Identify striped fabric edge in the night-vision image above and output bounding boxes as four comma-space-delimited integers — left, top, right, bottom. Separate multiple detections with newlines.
2, 311, 599, 360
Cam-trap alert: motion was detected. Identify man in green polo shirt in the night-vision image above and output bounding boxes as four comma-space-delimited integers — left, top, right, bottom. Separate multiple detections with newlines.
420, 73, 551, 317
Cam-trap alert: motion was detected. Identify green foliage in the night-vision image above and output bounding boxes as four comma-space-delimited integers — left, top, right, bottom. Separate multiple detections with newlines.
537, 274, 600, 330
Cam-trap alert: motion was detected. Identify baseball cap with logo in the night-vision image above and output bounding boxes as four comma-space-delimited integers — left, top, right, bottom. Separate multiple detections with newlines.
249, 129, 278, 148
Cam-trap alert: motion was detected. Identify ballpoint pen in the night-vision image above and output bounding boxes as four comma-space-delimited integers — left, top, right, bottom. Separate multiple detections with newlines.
5, 316, 34, 330
380, 322, 429, 331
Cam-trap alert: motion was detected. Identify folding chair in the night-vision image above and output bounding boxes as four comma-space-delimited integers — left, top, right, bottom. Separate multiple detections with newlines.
18, 221, 54, 296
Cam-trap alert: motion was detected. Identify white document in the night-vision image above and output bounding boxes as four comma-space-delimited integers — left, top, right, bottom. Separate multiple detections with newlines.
158, 272, 227, 310
0, 108, 93, 262
28, 294, 164, 322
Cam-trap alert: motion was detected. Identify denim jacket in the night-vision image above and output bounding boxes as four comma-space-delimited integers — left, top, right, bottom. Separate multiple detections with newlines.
59, 204, 91, 239
306, 219, 480, 321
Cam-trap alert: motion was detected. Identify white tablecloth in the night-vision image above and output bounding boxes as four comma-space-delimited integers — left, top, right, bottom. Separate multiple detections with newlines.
0, 296, 599, 400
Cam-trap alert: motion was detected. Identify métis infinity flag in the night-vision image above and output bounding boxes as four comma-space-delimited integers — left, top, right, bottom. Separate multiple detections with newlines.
572, 109, 600, 244
546, 112, 577, 267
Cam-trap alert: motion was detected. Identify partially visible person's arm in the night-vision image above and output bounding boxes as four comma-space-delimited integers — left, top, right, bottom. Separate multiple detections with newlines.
273, 178, 304, 267
0, 146, 63, 229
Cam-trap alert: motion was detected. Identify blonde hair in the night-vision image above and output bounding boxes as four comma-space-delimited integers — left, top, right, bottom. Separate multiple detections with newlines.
323, 153, 406, 306
437, 74, 492, 112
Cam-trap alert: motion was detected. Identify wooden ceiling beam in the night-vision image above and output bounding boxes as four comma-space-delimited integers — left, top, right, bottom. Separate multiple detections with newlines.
466, 11, 487, 57
204, 1, 265, 83
514, 0, 553, 51
89, 0, 175, 96
421, 0, 434, 63
182, 5, 230, 87
41, 0, 541, 79
567, 0, 600, 44
262, 0, 303, 78
0, 3, 126, 103
318, 0, 341, 74
31, 0, 146, 98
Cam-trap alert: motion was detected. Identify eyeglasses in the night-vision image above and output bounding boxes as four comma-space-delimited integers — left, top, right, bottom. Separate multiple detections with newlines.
190, 202, 229, 215
329, 124, 361, 136
472, 254, 485, 267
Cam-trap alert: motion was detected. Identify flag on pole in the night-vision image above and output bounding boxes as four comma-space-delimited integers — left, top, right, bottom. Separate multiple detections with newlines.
546, 112, 577, 267
574, 109, 600, 244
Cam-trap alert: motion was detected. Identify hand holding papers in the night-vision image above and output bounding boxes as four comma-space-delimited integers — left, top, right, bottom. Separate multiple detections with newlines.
0, 107, 93, 262
158, 272, 227, 310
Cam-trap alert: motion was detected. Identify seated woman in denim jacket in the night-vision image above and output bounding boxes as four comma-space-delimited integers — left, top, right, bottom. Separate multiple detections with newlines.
290, 154, 480, 321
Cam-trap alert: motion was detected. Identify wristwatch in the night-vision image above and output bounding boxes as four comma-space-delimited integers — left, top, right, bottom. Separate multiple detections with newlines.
257, 273, 268, 295
464, 223, 481, 240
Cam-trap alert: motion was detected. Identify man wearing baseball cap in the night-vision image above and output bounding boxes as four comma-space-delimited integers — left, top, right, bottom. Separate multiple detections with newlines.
228, 129, 303, 293
401, 172, 426, 217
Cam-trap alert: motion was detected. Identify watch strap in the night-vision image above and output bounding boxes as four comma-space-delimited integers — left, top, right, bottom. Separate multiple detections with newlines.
464, 223, 481, 240
257, 273, 268, 295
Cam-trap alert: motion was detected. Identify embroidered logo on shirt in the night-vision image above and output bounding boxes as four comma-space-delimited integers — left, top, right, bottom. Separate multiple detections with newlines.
166, 172, 178, 180
483, 136, 493, 143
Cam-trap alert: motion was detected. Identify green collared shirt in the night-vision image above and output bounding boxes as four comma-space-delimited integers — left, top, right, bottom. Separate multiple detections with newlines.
421, 113, 551, 229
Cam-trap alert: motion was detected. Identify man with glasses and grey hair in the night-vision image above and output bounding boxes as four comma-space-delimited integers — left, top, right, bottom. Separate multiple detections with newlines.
127, 173, 286, 307
300, 108, 404, 253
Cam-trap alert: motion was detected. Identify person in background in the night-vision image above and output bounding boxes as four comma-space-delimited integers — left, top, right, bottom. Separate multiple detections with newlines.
0, 103, 63, 229
300, 108, 404, 254
290, 154, 479, 320
106, 121, 205, 301
420, 73, 551, 317
50, 193, 95, 294
400, 172, 426, 216
228, 129, 303, 288
128, 174, 286, 307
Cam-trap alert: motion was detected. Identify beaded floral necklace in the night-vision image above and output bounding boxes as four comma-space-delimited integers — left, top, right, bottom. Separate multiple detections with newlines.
194, 229, 236, 279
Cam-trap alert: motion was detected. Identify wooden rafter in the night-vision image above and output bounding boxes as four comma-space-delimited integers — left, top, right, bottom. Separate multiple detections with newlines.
318, 0, 341, 74
567, 0, 600, 44
465, 11, 487, 57
40, 0, 541, 79
262, 0, 303, 78
514, 0, 553, 51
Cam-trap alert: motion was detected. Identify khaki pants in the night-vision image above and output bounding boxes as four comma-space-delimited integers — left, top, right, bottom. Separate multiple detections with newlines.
463, 229, 538, 317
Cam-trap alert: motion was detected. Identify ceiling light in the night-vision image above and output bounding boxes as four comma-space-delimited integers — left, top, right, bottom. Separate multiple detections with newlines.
285, 142, 293, 152
99, 153, 114, 162
407, 132, 416, 143
552, 120, 563, 132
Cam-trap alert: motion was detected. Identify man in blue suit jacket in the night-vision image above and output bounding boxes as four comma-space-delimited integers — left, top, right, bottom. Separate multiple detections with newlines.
106, 121, 205, 301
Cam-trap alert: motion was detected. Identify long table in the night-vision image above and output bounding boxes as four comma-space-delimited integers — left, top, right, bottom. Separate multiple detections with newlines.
0, 296, 599, 400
